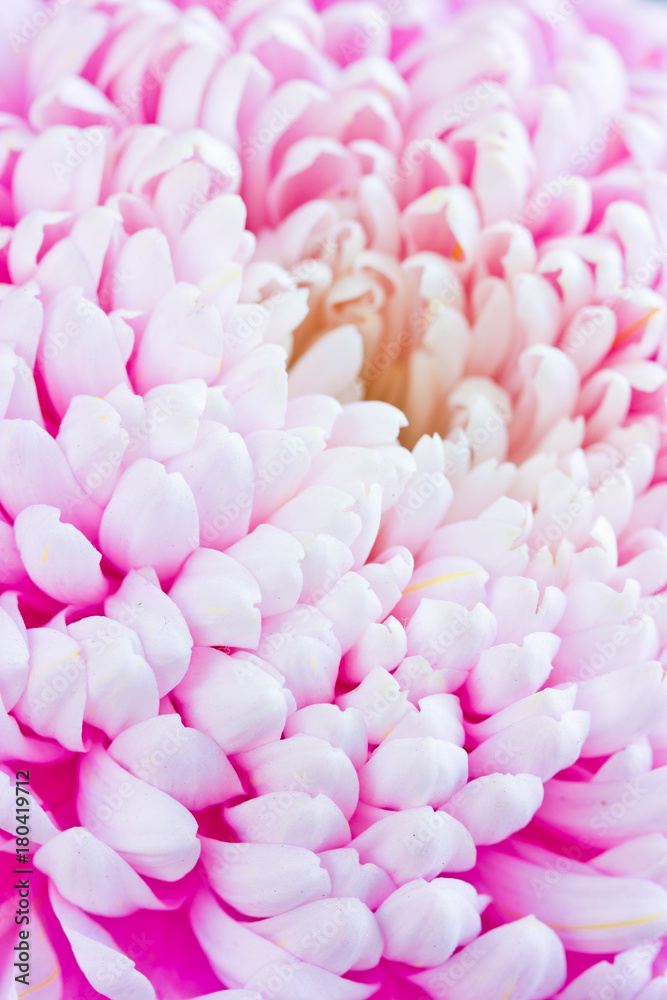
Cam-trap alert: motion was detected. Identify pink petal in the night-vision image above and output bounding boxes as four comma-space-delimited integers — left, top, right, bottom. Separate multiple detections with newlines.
258, 605, 341, 708
235, 735, 359, 820
77, 745, 200, 882
575, 660, 667, 758
251, 896, 383, 973
132, 283, 224, 393
358, 736, 468, 809
0, 418, 99, 536
13, 125, 106, 215
173, 647, 288, 754
350, 807, 476, 884
199, 838, 331, 917
0, 602, 29, 710
56, 395, 129, 508
35, 827, 165, 916
105, 568, 193, 697
169, 547, 261, 647
284, 705, 368, 770
39, 287, 130, 417
337, 666, 415, 744
376, 877, 484, 967
13, 627, 85, 752
68, 616, 159, 739
465, 632, 560, 715
14, 504, 107, 606
49, 886, 157, 1000
225, 792, 350, 851
109, 715, 243, 811
99, 458, 199, 581
167, 422, 254, 550
539, 768, 667, 847
467, 709, 590, 781
382, 693, 465, 746
317, 846, 394, 909
411, 915, 566, 1000
226, 525, 304, 617
441, 773, 545, 845
477, 848, 667, 953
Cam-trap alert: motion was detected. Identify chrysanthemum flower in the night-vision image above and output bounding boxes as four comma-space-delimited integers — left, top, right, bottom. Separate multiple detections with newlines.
2, 0, 667, 998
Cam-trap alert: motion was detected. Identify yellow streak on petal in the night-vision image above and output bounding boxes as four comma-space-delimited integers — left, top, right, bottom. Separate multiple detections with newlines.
402, 570, 477, 596
204, 270, 242, 296
548, 913, 663, 932
206, 608, 231, 614
451, 241, 464, 261
499, 980, 518, 1000
18, 965, 59, 997
41, 547, 49, 565
614, 307, 661, 347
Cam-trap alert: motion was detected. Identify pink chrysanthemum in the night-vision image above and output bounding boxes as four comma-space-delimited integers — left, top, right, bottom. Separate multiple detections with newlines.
2, 0, 667, 998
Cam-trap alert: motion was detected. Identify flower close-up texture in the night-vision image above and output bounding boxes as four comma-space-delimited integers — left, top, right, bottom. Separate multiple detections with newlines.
3, 0, 667, 997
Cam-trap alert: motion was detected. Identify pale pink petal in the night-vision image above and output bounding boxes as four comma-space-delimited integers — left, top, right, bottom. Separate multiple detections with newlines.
477, 848, 667, 953
376, 877, 485, 967
35, 827, 165, 916
317, 847, 394, 909
555, 946, 659, 1000
350, 807, 476, 884
358, 737, 467, 809
465, 632, 560, 715
467, 710, 590, 781
56, 395, 129, 508
441, 773, 544, 845
168, 547, 261, 648
539, 768, 667, 847
14, 505, 107, 607
226, 525, 304, 617
411, 915, 566, 1000
343, 617, 407, 683
13, 627, 85, 752
109, 715, 242, 811
235, 735, 359, 820
251, 896, 383, 973
199, 838, 331, 917
394, 556, 489, 621
0, 418, 100, 536
49, 886, 157, 1000
225, 792, 350, 851
39, 287, 130, 417
105, 568, 193, 697
173, 647, 288, 754
382, 693, 465, 746
575, 661, 667, 758
337, 666, 415, 744
13, 125, 106, 216
0, 602, 29, 710
77, 745, 200, 882
284, 705, 367, 770
99, 458, 199, 581
132, 283, 224, 393
167, 422, 254, 551
258, 605, 341, 708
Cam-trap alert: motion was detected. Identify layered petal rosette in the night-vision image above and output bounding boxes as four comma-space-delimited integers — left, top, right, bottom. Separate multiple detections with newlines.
2, 0, 667, 998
